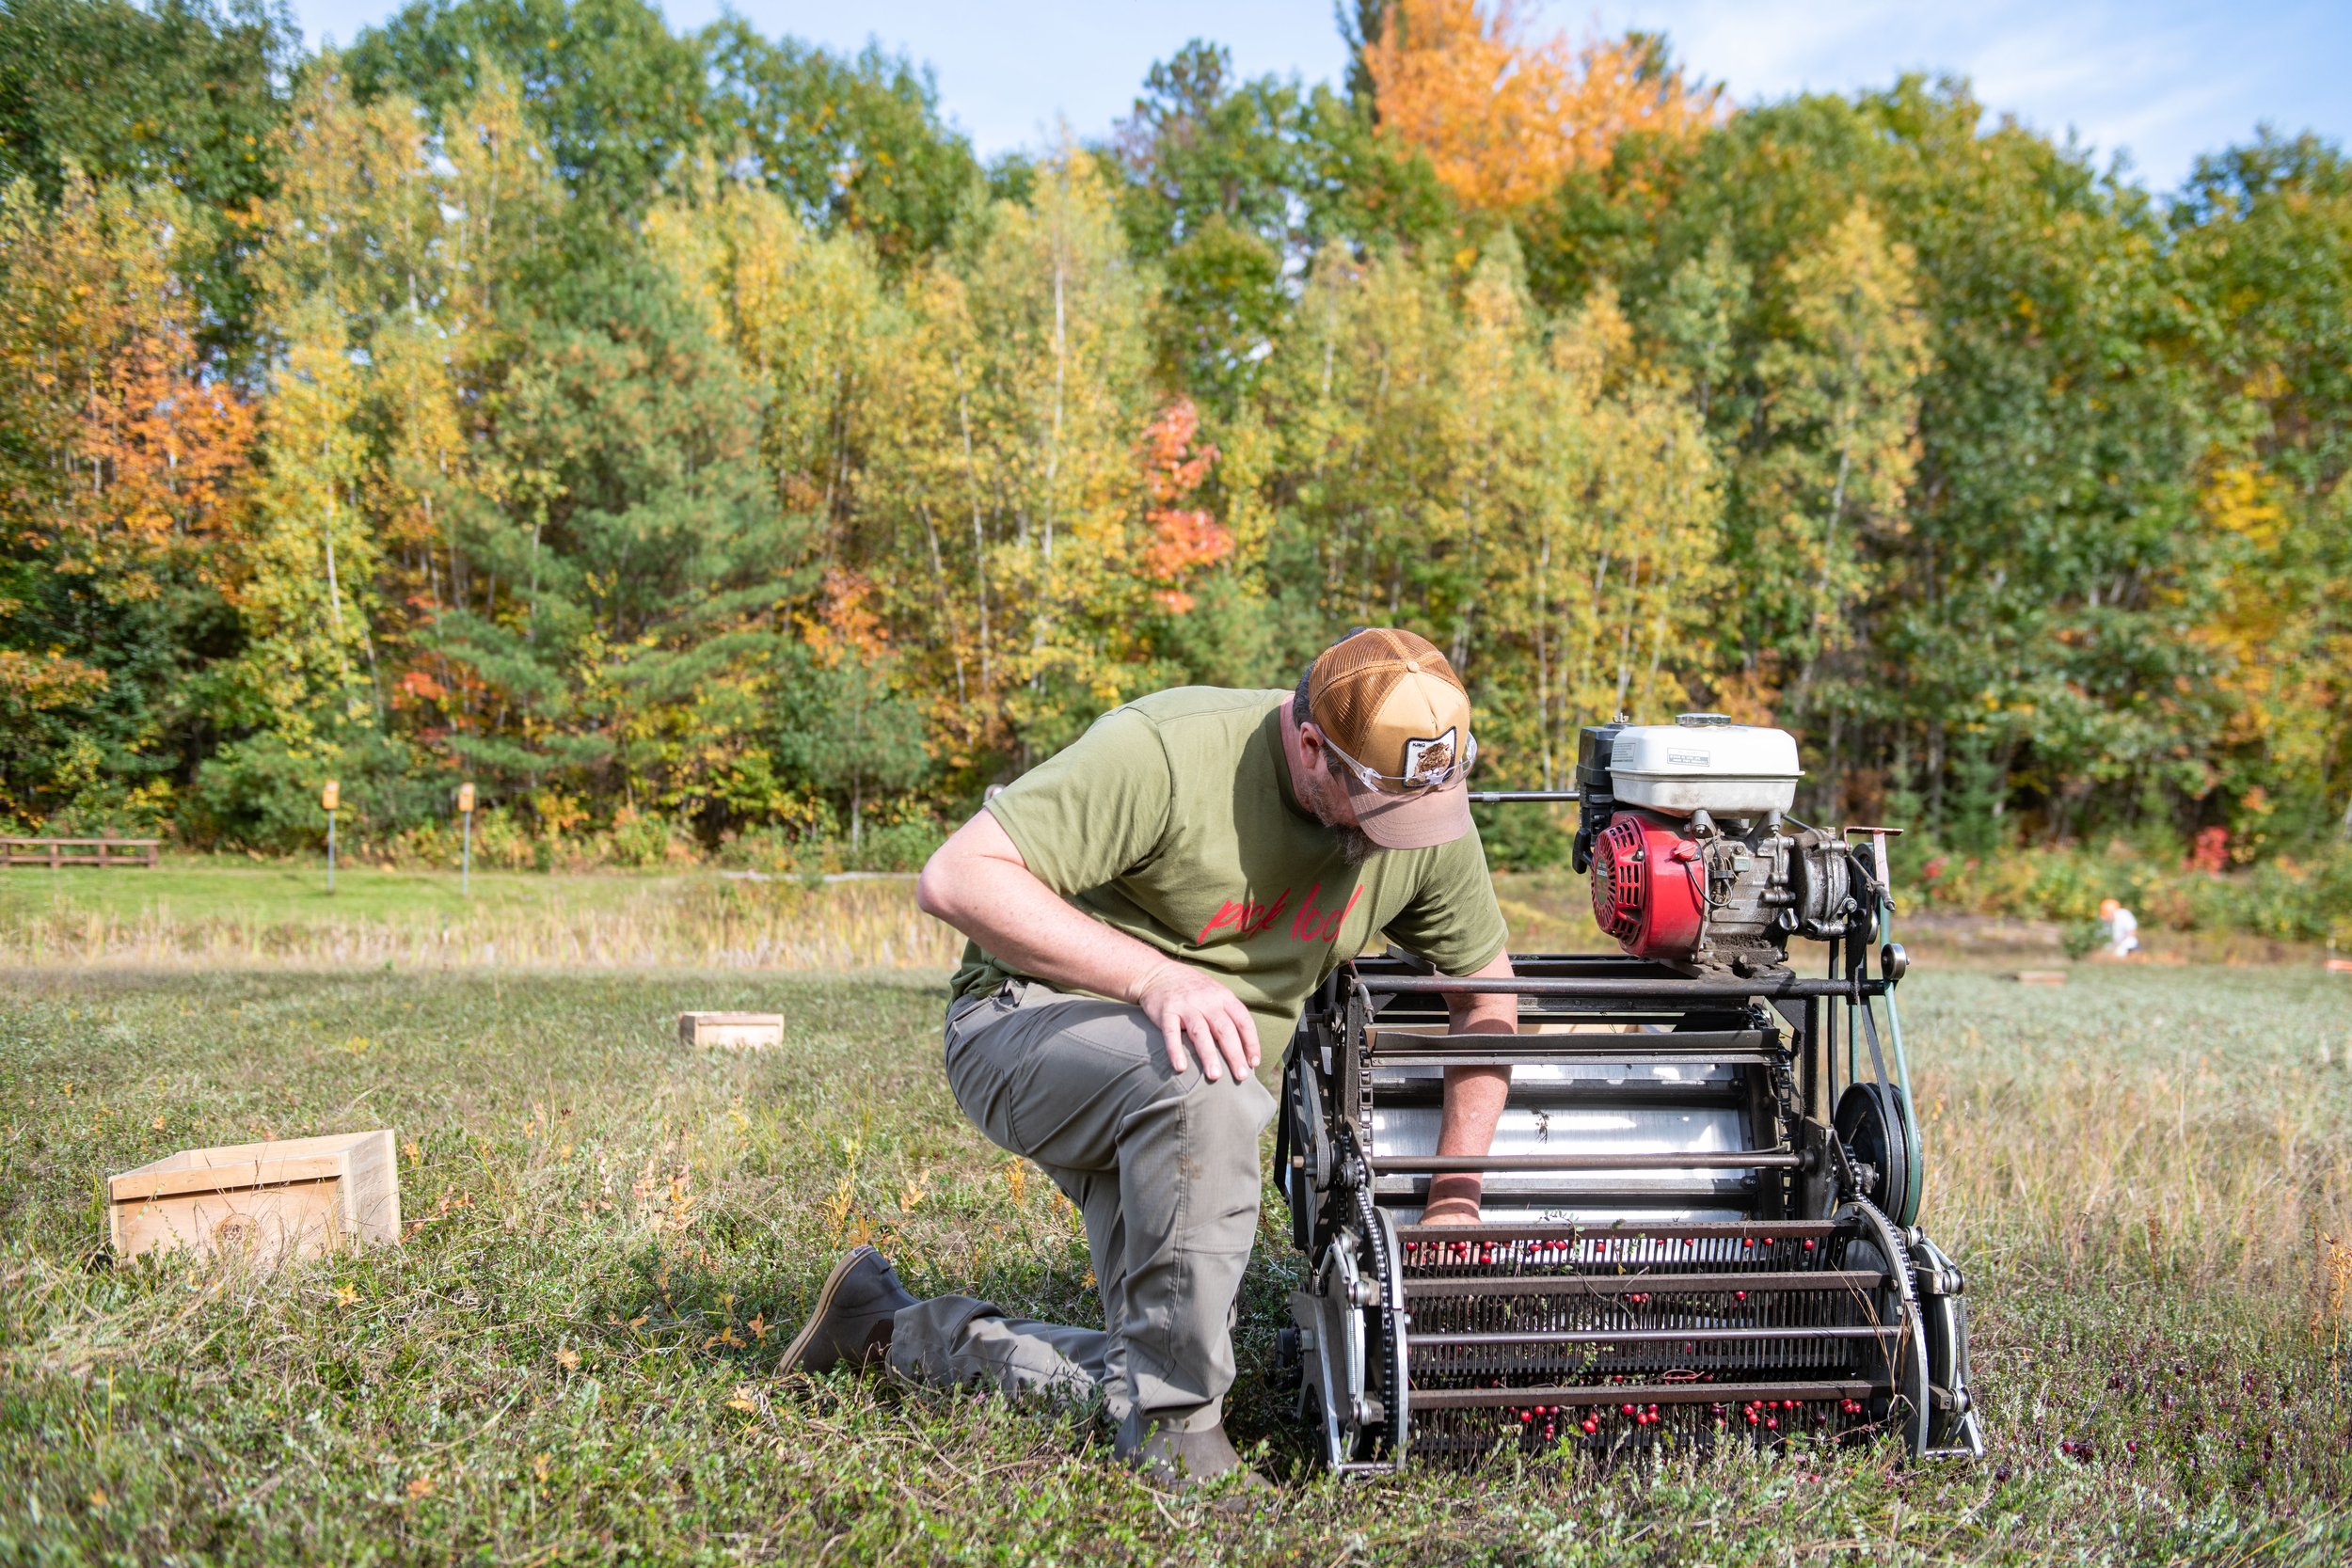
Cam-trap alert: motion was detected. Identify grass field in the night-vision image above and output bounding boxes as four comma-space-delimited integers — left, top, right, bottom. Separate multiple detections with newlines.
0, 860, 665, 927
5, 958, 2350, 1565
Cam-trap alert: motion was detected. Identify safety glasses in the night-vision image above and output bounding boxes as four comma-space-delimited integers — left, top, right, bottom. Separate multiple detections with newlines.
1319, 729, 1479, 796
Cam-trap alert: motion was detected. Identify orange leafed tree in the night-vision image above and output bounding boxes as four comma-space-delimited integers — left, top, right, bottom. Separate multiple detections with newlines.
1137, 397, 1231, 614
1366, 2, 1720, 211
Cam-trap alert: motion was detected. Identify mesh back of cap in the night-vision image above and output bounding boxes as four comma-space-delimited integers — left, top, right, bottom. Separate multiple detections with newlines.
1309, 628, 1461, 760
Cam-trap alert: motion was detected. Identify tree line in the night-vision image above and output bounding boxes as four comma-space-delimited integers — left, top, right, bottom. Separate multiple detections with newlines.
1, 0, 2345, 869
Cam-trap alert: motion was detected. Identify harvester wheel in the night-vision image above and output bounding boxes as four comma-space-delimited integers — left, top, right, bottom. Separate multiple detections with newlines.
1909, 1231, 1986, 1458
1835, 1083, 1916, 1222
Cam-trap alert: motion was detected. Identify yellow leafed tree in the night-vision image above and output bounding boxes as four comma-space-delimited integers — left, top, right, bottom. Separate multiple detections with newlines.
1258, 241, 1722, 789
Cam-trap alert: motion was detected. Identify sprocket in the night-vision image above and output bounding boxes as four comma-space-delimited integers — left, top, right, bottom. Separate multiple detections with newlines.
1837, 1196, 1931, 1454
1350, 1161, 1409, 1461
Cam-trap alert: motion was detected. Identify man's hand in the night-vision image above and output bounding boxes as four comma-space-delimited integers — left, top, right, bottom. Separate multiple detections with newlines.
1134, 960, 1261, 1084
919, 811, 1263, 1085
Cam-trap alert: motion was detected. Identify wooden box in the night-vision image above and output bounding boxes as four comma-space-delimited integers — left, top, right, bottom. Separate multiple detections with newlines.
678, 1011, 784, 1049
108, 1129, 402, 1264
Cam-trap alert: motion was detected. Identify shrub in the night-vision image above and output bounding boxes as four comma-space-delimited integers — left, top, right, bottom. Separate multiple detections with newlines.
841, 819, 940, 873
182, 733, 446, 852
601, 810, 686, 870
2060, 920, 2106, 960
1900, 834, 2352, 944
1471, 801, 1574, 873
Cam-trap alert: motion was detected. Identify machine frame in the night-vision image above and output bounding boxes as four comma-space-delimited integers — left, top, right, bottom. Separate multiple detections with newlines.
1271, 800, 1983, 1472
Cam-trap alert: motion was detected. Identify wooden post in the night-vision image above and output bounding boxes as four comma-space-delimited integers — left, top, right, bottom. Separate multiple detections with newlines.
457, 783, 475, 896
321, 780, 341, 894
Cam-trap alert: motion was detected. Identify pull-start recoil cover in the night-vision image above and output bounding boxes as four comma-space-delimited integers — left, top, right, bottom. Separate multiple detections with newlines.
1590, 813, 1705, 958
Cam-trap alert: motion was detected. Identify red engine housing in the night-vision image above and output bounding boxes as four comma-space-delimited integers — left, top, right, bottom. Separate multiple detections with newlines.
1589, 812, 1708, 960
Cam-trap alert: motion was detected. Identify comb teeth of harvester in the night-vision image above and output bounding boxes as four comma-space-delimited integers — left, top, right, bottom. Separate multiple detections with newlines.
1395, 1219, 1905, 1464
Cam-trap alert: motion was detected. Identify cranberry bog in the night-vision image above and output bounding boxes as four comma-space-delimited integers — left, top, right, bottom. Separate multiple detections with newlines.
3, 963, 2348, 1564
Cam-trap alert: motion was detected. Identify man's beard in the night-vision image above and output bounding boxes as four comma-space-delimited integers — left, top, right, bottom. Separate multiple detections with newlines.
1306, 795, 1374, 865
1307, 754, 1375, 864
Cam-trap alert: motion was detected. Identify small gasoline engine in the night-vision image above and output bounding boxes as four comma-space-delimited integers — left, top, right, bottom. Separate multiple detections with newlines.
1575, 717, 1861, 976
1273, 714, 1983, 1470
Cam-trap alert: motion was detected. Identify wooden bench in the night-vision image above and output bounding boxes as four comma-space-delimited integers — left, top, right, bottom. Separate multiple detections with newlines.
1, 836, 160, 868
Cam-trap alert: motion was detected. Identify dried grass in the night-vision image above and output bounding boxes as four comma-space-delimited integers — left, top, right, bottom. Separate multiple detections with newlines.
0, 876, 961, 973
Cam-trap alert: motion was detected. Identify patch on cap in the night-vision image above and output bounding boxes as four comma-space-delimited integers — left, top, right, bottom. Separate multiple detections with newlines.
1402, 728, 1458, 784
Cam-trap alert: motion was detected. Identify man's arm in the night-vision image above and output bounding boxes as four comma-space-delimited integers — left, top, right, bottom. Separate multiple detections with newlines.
1421, 949, 1518, 1225
916, 809, 1263, 1085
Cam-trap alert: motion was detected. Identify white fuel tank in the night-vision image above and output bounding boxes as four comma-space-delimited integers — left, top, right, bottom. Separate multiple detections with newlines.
1610, 714, 1802, 817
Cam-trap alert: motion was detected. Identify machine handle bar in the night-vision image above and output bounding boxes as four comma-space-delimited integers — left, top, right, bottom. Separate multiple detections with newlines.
1365, 974, 1884, 999
1374, 1151, 1802, 1173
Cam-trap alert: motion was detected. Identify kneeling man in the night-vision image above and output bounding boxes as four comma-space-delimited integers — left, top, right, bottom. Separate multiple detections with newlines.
781, 627, 1518, 1487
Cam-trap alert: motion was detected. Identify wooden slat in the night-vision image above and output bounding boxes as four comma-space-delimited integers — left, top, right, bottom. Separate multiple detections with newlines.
111, 1155, 349, 1203
1, 836, 161, 846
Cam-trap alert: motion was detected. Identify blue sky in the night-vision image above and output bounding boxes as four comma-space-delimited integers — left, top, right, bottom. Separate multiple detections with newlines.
288, 0, 2350, 194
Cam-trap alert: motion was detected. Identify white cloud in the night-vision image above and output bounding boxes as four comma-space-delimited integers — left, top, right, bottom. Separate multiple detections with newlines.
1572, 0, 2345, 189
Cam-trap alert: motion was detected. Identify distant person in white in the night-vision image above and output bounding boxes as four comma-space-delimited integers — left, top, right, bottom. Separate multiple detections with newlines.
2100, 898, 2139, 958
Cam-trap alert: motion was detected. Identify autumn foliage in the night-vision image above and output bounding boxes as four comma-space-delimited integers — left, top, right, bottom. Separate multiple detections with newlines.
0, 0, 2347, 880
1138, 397, 1231, 613
1365, 2, 1720, 210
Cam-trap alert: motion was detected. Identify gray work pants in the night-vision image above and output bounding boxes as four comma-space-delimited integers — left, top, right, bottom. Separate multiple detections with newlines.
887, 979, 1277, 1433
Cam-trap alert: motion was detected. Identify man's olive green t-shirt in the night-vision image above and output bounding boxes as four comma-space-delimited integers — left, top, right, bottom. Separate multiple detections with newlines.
949, 688, 1509, 1046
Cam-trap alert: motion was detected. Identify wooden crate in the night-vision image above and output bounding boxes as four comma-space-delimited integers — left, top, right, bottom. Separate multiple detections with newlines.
108, 1130, 402, 1264
678, 1011, 784, 1049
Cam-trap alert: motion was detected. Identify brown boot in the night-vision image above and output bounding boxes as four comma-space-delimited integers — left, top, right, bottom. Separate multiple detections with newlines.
778, 1245, 917, 1375
1116, 1412, 1274, 1505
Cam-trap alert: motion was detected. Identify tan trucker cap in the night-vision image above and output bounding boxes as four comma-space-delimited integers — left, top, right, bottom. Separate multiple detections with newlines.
1305, 627, 1476, 849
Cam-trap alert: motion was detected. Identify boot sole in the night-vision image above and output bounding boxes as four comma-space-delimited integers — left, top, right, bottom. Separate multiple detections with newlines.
779, 1243, 881, 1374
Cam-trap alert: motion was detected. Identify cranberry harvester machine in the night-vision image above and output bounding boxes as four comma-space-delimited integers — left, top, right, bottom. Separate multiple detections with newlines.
1272, 715, 1984, 1469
